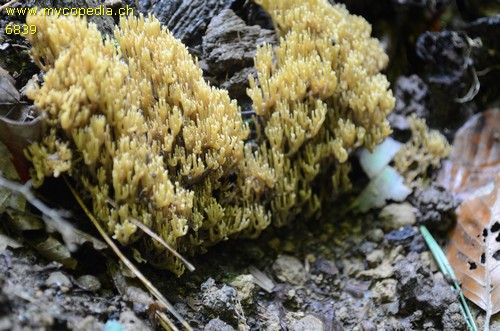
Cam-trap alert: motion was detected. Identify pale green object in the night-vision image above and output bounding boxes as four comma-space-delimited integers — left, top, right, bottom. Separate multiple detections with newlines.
351, 166, 411, 212
352, 137, 411, 212
104, 320, 127, 331
359, 137, 403, 179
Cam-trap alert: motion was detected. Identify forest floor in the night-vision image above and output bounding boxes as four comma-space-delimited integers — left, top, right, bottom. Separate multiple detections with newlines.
1, 0, 499, 330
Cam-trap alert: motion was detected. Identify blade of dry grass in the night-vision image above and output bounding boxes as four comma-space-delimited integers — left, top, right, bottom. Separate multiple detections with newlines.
65, 177, 192, 331
128, 217, 195, 272
0, 0, 19, 11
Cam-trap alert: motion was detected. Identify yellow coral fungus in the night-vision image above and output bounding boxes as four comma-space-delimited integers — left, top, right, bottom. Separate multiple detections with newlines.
24, 0, 395, 275
25, 14, 253, 275
244, 0, 395, 226
394, 115, 451, 187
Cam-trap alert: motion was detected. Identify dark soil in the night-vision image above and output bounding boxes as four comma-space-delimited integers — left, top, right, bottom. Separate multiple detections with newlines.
1, 0, 500, 330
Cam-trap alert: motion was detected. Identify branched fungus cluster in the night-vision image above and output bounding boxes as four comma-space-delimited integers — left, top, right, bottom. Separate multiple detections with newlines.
25, 0, 395, 275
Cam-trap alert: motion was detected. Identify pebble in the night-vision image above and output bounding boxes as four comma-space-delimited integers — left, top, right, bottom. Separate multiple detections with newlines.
204, 318, 234, 331
315, 258, 339, 276
366, 249, 384, 267
75, 275, 101, 292
382, 302, 400, 315
287, 314, 324, 331
45, 271, 72, 293
361, 320, 377, 331
200, 278, 239, 323
119, 310, 151, 331
367, 228, 384, 243
229, 274, 255, 305
380, 202, 416, 230
74, 316, 103, 331
372, 279, 397, 303
342, 258, 365, 276
262, 304, 281, 331
272, 255, 306, 286
358, 260, 395, 279
419, 251, 438, 273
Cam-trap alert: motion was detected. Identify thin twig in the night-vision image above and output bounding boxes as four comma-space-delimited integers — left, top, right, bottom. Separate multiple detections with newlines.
128, 217, 195, 272
157, 311, 180, 331
0, 0, 19, 11
105, 198, 195, 272
65, 177, 192, 331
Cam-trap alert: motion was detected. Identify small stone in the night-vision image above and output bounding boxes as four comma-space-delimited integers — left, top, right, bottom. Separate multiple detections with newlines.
43, 288, 55, 297
343, 258, 366, 276
272, 255, 306, 286
335, 306, 349, 322
200, 278, 238, 323
119, 310, 151, 331
361, 320, 377, 331
45, 271, 72, 292
442, 303, 468, 331
382, 302, 400, 315
104, 0, 122, 7
288, 314, 324, 331
229, 274, 255, 305
372, 279, 398, 303
380, 203, 416, 230
420, 251, 438, 273
75, 275, 101, 292
73, 316, 103, 331
344, 280, 370, 299
358, 260, 394, 279
366, 249, 385, 267
0, 315, 12, 330
204, 318, 234, 331
262, 304, 281, 331
124, 286, 155, 314
367, 228, 385, 242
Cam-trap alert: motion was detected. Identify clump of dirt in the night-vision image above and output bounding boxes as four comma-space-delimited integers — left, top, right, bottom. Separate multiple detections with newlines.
409, 183, 459, 232
395, 252, 465, 328
0, 247, 152, 330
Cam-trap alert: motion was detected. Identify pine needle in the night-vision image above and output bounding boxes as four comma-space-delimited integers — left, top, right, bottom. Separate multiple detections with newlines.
128, 217, 195, 272
65, 177, 193, 331
0, 0, 19, 11
157, 311, 181, 331
105, 198, 195, 272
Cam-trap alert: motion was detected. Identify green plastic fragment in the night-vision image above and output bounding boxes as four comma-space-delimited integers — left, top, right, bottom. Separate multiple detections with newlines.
420, 225, 478, 331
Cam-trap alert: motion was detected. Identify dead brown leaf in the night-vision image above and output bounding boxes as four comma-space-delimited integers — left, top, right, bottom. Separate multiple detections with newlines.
439, 109, 500, 327
0, 69, 43, 182
447, 175, 500, 323
437, 108, 500, 201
